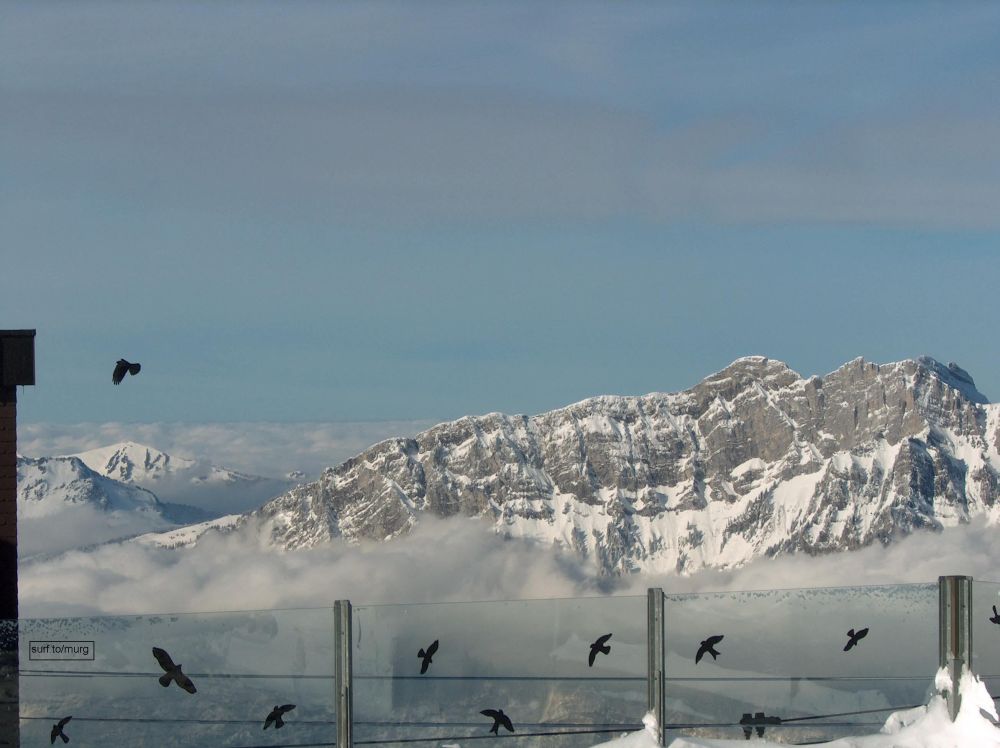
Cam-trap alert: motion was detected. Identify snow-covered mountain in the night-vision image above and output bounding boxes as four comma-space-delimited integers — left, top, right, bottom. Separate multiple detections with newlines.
70, 441, 292, 515
16, 455, 180, 556
228, 356, 999, 574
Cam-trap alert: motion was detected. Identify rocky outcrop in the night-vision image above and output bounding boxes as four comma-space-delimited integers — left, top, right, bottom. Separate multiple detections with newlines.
244, 356, 999, 574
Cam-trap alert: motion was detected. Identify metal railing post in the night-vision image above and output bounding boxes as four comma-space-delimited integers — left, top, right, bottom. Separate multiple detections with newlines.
334, 600, 354, 748
647, 587, 666, 745
938, 576, 972, 720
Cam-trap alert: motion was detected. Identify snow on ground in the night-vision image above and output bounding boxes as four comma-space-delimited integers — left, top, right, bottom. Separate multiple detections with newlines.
591, 670, 1000, 748
592, 712, 661, 748
133, 513, 243, 548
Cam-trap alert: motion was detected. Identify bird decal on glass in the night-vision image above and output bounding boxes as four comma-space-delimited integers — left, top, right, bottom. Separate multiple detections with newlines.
695, 634, 724, 664
418, 639, 439, 674
588, 633, 612, 667
112, 358, 141, 385
50, 716, 71, 744
990, 605, 1000, 625
152, 646, 197, 693
740, 712, 781, 739
480, 708, 514, 734
264, 704, 296, 729
843, 627, 869, 652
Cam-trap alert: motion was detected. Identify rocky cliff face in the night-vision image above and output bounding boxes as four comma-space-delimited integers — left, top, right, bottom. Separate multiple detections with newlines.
243, 356, 999, 574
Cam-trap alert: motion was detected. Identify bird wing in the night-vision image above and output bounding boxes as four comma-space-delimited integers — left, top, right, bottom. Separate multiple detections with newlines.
427, 639, 439, 657
588, 647, 598, 667
279, 704, 296, 713
420, 659, 429, 674
500, 714, 514, 732
264, 714, 275, 729
152, 647, 176, 672
178, 673, 197, 694
481, 709, 501, 719
695, 646, 705, 664
113, 360, 128, 385
128, 362, 141, 376
856, 627, 869, 640
705, 635, 724, 646
595, 633, 612, 647
57, 717, 72, 728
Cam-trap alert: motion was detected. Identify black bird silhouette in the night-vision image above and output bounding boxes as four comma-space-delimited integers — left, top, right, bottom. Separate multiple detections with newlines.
843, 627, 869, 651
695, 634, 724, 664
990, 606, 1000, 625
588, 633, 612, 667
740, 712, 781, 739
152, 647, 197, 693
263, 704, 296, 729
50, 716, 71, 744
112, 359, 141, 385
418, 639, 439, 674
481, 709, 514, 734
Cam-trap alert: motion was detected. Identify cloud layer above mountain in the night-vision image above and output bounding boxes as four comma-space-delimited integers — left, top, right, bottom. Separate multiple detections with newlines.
6, 3, 1000, 230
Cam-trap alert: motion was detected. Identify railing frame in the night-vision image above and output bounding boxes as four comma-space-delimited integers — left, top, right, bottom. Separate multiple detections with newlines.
15, 578, 985, 743
335, 599, 354, 748
938, 575, 973, 720
647, 587, 666, 745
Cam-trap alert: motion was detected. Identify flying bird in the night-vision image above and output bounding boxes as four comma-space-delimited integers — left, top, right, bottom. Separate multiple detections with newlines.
843, 627, 869, 652
50, 716, 71, 744
480, 709, 514, 734
695, 635, 724, 664
588, 633, 612, 667
418, 639, 439, 674
152, 647, 197, 693
264, 704, 296, 729
990, 606, 1000, 625
112, 358, 141, 385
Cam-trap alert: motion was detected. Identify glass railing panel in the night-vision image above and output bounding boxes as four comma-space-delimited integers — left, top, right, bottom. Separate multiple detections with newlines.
662, 583, 939, 742
18, 607, 335, 747
973, 580, 1000, 700
352, 596, 647, 745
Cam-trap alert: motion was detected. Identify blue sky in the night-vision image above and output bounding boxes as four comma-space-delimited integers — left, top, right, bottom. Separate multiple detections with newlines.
3, 1, 999, 425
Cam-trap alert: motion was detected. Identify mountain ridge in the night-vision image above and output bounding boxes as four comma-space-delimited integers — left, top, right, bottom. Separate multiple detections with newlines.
228, 355, 998, 574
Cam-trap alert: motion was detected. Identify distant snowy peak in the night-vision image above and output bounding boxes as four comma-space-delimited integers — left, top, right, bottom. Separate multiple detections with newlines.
69, 441, 291, 515
16, 455, 165, 518
243, 355, 999, 575
16, 455, 184, 558
73, 441, 233, 485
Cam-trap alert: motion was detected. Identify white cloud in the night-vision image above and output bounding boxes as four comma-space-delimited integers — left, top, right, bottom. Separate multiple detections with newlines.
18, 518, 1000, 618
18, 517, 612, 617
18, 506, 171, 559
619, 520, 1000, 595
